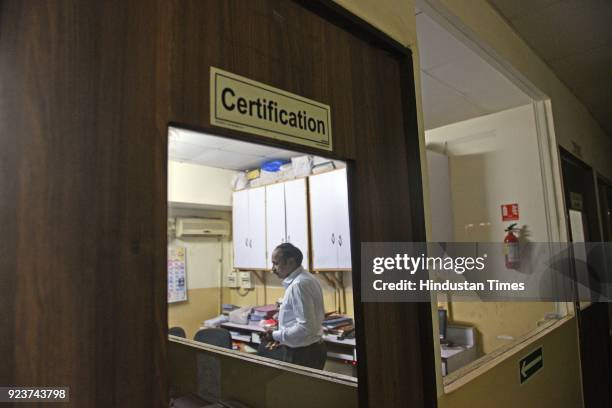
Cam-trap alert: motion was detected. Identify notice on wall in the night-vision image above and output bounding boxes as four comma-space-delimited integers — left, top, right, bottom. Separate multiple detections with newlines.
168, 247, 187, 303
501, 203, 519, 221
210, 67, 332, 151
570, 192, 583, 211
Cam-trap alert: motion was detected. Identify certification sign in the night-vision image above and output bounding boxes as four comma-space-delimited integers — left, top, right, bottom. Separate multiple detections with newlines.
210, 67, 332, 151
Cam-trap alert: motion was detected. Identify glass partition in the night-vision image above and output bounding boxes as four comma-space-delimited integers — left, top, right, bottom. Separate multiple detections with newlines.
425, 105, 569, 382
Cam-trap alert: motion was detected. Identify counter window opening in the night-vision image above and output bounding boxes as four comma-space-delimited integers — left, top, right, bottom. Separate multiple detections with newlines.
166, 126, 358, 383
417, 4, 573, 391
426, 105, 573, 389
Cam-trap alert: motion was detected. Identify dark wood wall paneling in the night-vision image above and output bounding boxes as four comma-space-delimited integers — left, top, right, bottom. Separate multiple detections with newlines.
0, 1, 168, 406
1, 0, 434, 407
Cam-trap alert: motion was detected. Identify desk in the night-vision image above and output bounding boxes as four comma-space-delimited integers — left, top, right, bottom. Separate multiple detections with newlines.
221, 322, 266, 332
440, 345, 477, 376
322, 334, 357, 362
218, 322, 357, 364
441, 325, 478, 376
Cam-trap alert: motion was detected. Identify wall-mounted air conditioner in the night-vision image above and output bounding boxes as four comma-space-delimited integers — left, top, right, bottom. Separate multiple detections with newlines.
175, 217, 230, 237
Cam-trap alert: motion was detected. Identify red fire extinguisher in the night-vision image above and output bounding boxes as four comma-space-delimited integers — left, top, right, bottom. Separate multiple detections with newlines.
504, 223, 520, 269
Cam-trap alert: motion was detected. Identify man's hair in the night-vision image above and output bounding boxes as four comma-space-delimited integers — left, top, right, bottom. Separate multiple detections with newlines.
275, 243, 303, 266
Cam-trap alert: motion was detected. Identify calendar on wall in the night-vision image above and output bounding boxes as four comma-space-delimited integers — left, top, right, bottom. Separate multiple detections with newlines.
168, 247, 187, 303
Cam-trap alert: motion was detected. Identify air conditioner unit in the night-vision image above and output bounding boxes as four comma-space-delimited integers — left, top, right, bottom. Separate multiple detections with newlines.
175, 217, 230, 237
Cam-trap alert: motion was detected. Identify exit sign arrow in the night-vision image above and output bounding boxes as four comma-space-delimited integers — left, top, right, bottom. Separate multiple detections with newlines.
519, 347, 543, 384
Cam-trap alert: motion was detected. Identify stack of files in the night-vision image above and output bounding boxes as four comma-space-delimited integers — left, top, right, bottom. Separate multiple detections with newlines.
203, 314, 229, 328
222, 304, 240, 315
229, 306, 252, 325
323, 315, 353, 327
248, 304, 278, 323
323, 314, 353, 334
330, 325, 355, 337
229, 330, 251, 342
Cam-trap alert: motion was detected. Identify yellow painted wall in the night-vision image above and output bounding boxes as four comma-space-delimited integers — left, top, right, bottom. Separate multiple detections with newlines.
169, 288, 221, 339
168, 208, 233, 339
438, 318, 583, 408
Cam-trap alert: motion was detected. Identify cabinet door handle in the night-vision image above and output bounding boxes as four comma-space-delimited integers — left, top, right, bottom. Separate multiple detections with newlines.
287, 235, 291, 242
245, 238, 249, 247
331, 233, 335, 244
338, 234, 343, 247
249, 239, 252, 248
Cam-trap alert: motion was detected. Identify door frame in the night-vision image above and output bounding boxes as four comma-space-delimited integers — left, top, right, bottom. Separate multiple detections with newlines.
293, 3, 435, 405
559, 146, 612, 407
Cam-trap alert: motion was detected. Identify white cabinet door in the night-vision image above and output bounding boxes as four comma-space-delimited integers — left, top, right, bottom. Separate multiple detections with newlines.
232, 189, 250, 269
265, 183, 286, 269
309, 171, 340, 270
284, 178, 310, 271
309, 169, 352, 270
248, 187, 267, 269
334, 169, 352, 269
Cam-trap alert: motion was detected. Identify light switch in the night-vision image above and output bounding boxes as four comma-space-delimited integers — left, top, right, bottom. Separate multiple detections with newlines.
227, 272, 239, 288
239, 271, 252, 289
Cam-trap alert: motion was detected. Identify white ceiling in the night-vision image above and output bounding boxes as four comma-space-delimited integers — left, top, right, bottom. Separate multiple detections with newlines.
488, 0, 612, 137
168, 127, 301, 171
416, 10, 532, 130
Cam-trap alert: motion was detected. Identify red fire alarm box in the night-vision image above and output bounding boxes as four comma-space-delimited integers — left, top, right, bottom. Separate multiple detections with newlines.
501, 203, 519, 221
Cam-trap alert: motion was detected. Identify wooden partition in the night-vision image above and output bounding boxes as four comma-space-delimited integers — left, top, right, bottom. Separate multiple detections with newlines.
168, 338, 358, 407
0, 1, 434, 406
0, 1, 168, 406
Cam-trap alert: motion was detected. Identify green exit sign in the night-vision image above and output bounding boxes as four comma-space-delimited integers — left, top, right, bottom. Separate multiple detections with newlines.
519, 347, 543, 384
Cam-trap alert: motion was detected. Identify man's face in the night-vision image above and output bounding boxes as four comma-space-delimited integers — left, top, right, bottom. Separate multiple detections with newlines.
271, 248, 294, 279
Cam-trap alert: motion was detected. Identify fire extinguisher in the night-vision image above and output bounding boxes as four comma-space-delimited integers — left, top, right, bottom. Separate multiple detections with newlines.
504, 223, 520, 269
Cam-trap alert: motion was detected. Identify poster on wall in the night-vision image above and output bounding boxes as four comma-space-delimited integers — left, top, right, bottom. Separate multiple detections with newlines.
168, 247, 187, 303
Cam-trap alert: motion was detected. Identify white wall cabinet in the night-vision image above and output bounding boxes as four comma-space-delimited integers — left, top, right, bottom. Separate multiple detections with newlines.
309, 169, 352, 270
265, 182, 286, 260
233, 173, 348, 271
232, 187, 267, 269
265, 179, 309, 270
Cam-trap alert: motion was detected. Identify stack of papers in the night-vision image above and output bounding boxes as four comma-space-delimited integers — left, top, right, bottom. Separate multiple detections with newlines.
222, 304, 240, 315
203, 315, 229, 328
323, 314, 354, 336
249, 304, 278, 323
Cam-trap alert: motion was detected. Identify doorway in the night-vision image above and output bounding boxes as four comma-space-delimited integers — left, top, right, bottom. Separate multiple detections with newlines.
559, 147, 612, 407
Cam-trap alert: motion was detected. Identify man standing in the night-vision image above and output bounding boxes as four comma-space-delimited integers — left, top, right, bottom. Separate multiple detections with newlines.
259, 243, 326, 370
